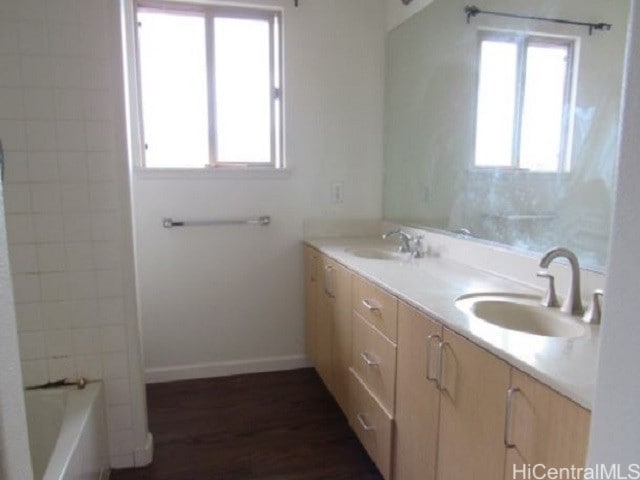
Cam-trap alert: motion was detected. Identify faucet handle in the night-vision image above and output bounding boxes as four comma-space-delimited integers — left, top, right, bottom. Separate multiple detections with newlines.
583, 289, 604, 325
412, 235, 424, 258
536, 271, 559, 308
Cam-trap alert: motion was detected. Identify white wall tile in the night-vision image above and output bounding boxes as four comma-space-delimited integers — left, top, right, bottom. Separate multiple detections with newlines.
30, 183, 62, 213
4, 151, 29, 183
56, 120, 86, 151
107, 429, 134, 456
41, 301, 71, 330
12, 273, 41, 303
69, 299, 98, 328
25, 120, 57, 151
27, 152, 59, 183
48, 23, 81, 56
34, 213, 64, 243
65, 242, 93, 270
3, 184, 32, 213
96, 270, 122, 298
73, 328, 102, 355
21, 359, 48, 386
0, 119, 26, 150
0, 56, 22, 87
15, 303, 42, 331
107, 405, 132, 431
98, 297, 124, 326
58, 152, 88, 182
102, 353, 128, 379
61, 185, 90, 212
55, 90, 85, 121
66, 271, 97, 299
91, 212, 121, 241
101, 325, 126, 353
75, 354, 102, 379
105, 378, 131, 406
0, 21, 20, 54
5, 214, 35, 244
92, 242, 120, 271
18, 21, 49, 55
8, 244, 38, 273
18, 331, 46, 360
53, 57, 84, 89
20, 56, 53, 88
23, 88, 55, 120
63, 213, 93, 241
0, 87, 25, 119
36, 243, 65, 272
87, 152, 116, 181
40, 272, 68, 301
85, 121, 112, 151
47, 356, 76, 380
45, 329, 74, 357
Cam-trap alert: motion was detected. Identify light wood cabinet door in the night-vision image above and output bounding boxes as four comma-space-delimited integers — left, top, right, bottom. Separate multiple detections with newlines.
504, 369, 591, 480
437, 328, 511, 480
330, 261, 352, 414
394, 303, 442, 480
304, 246, 319, 365
316, 255, 334, 389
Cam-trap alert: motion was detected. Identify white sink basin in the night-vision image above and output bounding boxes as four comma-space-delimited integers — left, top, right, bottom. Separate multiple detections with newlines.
455, 293, 585, 338
345, 247, 404, 261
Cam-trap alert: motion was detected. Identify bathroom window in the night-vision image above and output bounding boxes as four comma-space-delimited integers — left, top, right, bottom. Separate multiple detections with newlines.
135, 2, 283, 169
473, 32, 575, 172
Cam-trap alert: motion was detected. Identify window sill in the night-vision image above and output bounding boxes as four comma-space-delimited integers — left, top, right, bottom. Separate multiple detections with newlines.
134, 166, 293, 180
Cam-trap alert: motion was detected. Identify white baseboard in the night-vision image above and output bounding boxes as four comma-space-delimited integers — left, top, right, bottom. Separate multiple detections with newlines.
145, 354, 312, 384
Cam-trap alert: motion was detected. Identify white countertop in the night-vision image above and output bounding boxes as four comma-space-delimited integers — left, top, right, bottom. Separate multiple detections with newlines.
305, 237, 600, 409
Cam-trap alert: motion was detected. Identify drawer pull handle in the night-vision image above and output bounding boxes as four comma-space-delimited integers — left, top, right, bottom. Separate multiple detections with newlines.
362, 299, 381, 312
437, 341, 449, 392
426, 334, 442, 382
360, 352, 379, 367
357, 413, 375, 431
504, 387, 520, 448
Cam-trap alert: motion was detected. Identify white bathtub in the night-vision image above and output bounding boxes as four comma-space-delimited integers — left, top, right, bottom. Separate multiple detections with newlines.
24, 383, 110, 480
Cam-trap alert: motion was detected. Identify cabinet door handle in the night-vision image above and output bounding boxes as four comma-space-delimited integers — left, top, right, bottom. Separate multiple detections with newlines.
362, 299, 381, 312
357, 413, 375, 431
437, 341, 449, 392
360, 352, 379, 367
504, 387, 520, 448
426, 334, 442, 382
324, 265, 335, 298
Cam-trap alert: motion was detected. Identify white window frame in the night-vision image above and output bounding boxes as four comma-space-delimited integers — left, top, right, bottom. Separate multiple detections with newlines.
471, 31, 576, 173
134, 0, 285, 171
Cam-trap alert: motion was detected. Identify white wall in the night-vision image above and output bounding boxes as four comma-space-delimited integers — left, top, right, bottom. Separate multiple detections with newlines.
132, 0, 386, 382
588, 0, 640, 465
0, 0, 149, 468
386, 0, 434, 31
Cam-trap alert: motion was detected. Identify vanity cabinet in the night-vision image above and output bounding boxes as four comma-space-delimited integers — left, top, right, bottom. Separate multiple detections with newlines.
436, 328, 511, 480
393, 303, 442, 480
304, 245, 592, 480
310, 251, 352, 413
504, 370, 591, 479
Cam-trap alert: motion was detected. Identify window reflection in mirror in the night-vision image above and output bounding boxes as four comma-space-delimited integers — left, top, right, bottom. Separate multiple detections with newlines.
474, 33, 575, 173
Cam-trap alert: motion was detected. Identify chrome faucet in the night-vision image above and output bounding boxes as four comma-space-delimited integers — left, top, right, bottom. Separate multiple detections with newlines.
382, 229, 424, 258
538, 247, 583, 316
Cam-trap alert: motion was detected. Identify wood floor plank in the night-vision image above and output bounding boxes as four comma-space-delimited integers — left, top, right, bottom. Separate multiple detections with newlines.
110, 368, 383, 480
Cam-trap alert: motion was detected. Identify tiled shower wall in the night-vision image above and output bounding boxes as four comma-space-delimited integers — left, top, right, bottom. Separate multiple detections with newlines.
0, 0, 146, 468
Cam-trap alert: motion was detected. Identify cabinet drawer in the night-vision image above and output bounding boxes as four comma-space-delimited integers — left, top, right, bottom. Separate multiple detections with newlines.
353, 276, 398, 343
352, 312, 397, 415
349, 370, 393, 480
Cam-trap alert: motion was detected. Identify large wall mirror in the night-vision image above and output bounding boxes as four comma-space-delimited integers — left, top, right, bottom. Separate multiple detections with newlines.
383, 0, 630, 271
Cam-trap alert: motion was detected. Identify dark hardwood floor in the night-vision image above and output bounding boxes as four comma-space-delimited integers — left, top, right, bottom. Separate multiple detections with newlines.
110, 368, 383, 480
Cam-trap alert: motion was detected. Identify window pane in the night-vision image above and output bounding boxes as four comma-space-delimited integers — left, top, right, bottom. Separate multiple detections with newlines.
474, 40, 518, 167
214, 17, 272, 164
138, 11, 209, 168
519, 43, 570, 172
